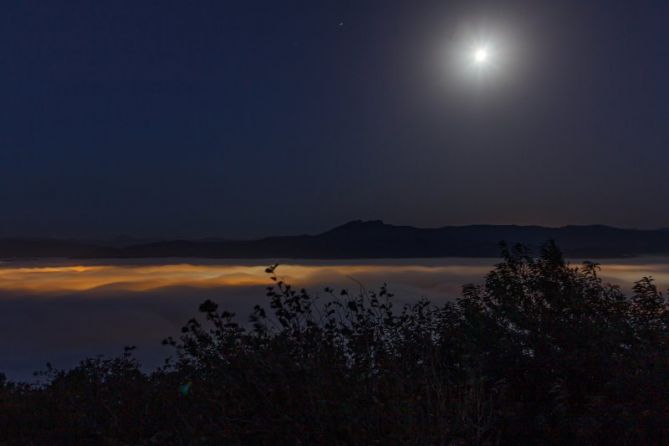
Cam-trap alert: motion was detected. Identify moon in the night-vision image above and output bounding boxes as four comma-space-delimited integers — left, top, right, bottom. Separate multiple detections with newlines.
473, 47, 489, 64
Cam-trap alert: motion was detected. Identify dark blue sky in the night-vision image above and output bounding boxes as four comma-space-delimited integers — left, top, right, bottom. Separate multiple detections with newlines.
1, 1, 669, 238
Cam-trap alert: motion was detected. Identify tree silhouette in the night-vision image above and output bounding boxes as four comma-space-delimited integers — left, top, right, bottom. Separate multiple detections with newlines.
1, 241, 668, 444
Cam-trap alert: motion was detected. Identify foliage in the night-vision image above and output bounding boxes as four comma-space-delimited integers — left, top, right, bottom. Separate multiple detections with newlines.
1, 242, 669, 445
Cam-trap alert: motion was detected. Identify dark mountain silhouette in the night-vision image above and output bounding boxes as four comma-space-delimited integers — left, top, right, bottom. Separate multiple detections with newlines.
3, 220, 669, 259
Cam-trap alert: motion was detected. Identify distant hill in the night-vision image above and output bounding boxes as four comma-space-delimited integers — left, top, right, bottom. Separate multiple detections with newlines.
3, 220, 669, 259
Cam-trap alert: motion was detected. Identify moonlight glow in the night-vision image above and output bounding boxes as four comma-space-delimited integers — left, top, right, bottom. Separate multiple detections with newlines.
474, 47, 489, 64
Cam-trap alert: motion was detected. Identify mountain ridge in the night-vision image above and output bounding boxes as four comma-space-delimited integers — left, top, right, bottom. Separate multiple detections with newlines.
2, 221, 669, 259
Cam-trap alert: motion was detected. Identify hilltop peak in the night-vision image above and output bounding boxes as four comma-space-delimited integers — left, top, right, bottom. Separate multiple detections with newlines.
323, 220, 389, 234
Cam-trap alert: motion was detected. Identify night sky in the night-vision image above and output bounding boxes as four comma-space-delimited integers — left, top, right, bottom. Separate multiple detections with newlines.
2, 1, 669, 239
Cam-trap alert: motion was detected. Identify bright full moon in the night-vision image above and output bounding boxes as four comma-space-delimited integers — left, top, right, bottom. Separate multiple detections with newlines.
473, 47, 489, 64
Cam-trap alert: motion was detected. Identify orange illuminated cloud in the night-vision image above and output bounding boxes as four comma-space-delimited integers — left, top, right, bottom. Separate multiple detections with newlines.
0, 260, 665, 296
0, 262, 493, 295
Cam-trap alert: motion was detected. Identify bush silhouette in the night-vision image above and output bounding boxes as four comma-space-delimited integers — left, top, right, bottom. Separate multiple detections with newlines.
1, 241, 668, 444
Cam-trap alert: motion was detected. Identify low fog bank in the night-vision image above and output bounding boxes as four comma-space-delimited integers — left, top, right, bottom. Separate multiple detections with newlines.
1, 258, 668, 381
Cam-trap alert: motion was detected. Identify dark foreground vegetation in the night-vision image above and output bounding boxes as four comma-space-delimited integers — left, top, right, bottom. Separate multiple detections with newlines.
2, 242, 669, 445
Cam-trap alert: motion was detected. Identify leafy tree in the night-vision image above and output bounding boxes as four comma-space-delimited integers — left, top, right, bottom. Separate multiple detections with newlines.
1, 242, 668, 445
